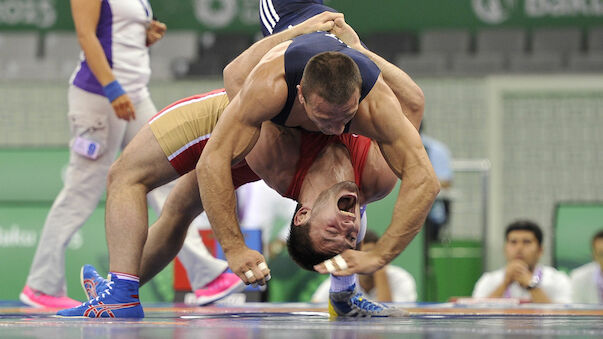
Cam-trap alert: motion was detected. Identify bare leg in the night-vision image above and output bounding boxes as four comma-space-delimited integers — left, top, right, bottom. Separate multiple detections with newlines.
105, 125, 179, 276
139, 171, 204, 285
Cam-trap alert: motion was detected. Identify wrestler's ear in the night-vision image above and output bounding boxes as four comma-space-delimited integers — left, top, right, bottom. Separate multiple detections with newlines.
293, 206, 311, 226
297, 85, 305, 105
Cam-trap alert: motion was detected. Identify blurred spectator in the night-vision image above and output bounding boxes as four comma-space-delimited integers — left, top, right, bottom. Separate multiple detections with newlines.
570, 229, 603, 303
472, 220, 571, 303
311, 230, 417, 303
420, 123, 453, 242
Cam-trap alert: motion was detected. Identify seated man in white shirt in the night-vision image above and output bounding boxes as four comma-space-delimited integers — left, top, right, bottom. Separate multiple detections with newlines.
472, 220, 571, 303
311, 230, 417, 303
570, 229, 603, 303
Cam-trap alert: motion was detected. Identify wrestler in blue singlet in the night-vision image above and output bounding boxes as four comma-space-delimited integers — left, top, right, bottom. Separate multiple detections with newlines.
260, 1, 375, 243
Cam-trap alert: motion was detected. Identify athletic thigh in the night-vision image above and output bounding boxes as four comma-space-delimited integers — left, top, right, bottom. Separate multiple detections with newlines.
109, 124, 179, 190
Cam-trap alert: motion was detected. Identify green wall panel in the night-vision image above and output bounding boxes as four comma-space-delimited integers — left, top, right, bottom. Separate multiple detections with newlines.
0, 203, 172, 303
427, 241, 482, 302
0, 147, 172, 303
0, 149, 69, 202
554, 202, 603, 273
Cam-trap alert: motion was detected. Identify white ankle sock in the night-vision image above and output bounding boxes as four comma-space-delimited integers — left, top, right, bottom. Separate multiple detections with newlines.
329, 274, 357, 292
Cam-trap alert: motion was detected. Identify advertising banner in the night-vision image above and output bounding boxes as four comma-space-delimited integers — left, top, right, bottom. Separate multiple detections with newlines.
1, 0, 601, 32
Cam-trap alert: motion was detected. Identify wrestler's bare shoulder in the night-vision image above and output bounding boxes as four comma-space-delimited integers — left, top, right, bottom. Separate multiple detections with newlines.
257, 41, 292, 66
349, 77, 400, 141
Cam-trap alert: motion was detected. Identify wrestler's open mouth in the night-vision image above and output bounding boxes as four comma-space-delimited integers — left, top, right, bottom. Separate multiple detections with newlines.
337, 194, 357, 215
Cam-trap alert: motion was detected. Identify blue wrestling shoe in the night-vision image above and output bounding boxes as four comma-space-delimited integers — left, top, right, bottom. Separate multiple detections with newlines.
328, 285, 407, 318
57, 273, 143, 318
81, 264, 112, 300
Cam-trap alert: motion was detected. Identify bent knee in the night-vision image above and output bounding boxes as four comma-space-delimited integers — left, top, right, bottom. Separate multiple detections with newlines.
106, 157, 149, 193
107, 158, 127, 187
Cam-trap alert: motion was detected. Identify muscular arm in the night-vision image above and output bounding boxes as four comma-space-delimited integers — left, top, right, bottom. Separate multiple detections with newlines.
197, 59, 288, 284
377, 148, 439, 263
223, 11, 343, 99
358, 82, 439, 266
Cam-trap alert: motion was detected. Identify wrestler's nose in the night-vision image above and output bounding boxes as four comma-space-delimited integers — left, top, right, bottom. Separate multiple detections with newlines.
339, 217, 356, 233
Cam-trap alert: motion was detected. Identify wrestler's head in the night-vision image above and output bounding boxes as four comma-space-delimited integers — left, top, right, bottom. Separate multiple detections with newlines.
297, 52, 361, 135
287, 181, 361, 271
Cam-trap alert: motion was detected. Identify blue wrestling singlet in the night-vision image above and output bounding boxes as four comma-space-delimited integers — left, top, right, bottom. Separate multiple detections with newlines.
259, 0, 337, 36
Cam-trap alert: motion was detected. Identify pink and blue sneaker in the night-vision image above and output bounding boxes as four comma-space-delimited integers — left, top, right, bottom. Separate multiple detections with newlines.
57, 272, 143, 318
19, 285, 80, 309
195, 272, 245, 306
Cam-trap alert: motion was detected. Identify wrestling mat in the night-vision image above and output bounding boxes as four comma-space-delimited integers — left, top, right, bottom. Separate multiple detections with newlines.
1, 301, 602, 338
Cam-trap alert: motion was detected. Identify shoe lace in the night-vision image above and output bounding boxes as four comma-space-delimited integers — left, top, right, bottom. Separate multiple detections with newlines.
95, 285, 113, 301
82, 282, 114, 306
351, 293, 383, 313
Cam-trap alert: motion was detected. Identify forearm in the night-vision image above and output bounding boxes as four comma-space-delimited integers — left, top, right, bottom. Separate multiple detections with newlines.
529, 288, 552, 303
195, 95, 265, 253
487, 283, 509, 298
196, 155, 246, 253
375, 166, 439, 264
356, 47, 424, 131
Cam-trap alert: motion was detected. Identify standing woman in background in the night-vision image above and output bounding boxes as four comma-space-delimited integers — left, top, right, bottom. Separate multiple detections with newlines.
20, 0, 166, 308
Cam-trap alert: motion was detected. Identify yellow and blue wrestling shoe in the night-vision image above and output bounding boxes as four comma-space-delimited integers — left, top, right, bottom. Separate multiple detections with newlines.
57, 273, 143, 318
81, 264, 112, 300
328, 285, 408, 318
